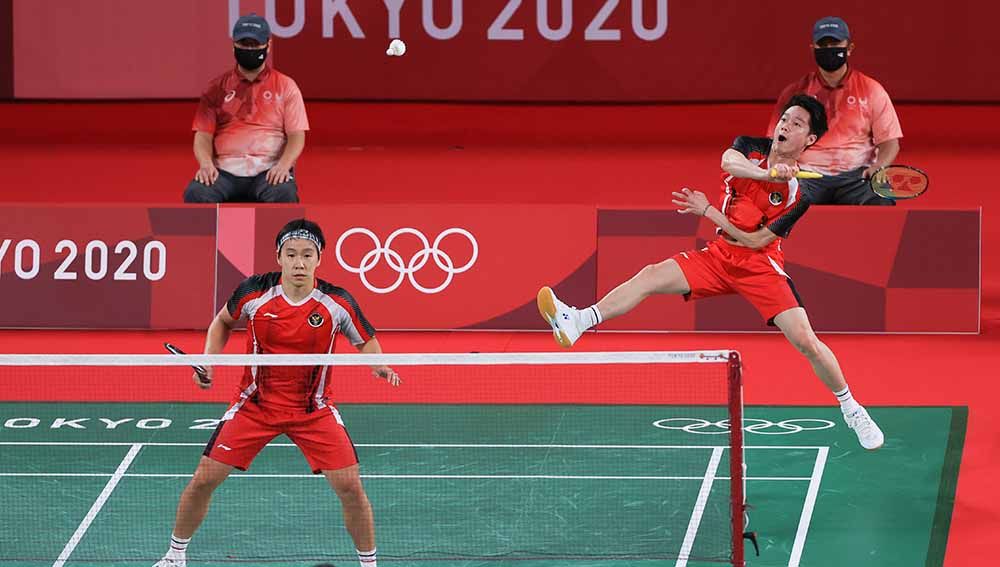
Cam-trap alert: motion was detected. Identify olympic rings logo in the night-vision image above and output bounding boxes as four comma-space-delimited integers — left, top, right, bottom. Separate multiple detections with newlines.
335, 228, 478, 294
652, 418, 836, 435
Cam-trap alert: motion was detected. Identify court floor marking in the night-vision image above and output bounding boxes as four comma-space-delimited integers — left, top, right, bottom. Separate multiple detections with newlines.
675, 447, 724, 567
0, 441, 825, 482
0, 441, 828, 450
1, 442, 829, 567
789, 446, 829, 567
0, 472, 811, 480
51, 443, 141, 567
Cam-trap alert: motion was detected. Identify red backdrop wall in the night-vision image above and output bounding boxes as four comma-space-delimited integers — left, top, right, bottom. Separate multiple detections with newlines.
0, 204, 979, 333
9, 0, 999, 101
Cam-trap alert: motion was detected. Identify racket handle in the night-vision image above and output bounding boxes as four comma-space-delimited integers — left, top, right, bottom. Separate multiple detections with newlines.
769, 168, 823, 179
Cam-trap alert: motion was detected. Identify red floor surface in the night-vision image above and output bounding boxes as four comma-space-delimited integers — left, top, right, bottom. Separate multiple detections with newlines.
0, 101, 997, 565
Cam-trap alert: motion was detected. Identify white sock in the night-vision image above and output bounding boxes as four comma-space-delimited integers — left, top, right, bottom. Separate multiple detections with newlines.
358, 548, 377, 566
580, 305, 603, 329
167, 534, 190, 558
834, 386, 861, 414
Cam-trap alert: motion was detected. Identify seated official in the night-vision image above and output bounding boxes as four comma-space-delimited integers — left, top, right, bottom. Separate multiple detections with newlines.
184, 13, 308, 203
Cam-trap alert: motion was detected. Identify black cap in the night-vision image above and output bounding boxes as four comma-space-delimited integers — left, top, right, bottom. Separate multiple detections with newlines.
233, 13, 270, 44
812, 16, 850, 43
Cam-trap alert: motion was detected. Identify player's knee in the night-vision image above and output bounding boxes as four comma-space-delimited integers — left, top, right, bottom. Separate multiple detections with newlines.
187, 473, 223, 494
790, 332, 822, 359
637, 263, 666, 287
331, 476, 365, 500
188, 466, 226, 492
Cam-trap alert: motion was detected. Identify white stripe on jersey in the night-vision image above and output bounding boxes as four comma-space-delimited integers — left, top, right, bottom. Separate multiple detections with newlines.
244, 286, 281, 384
314, 291, 366, 347
786, 178, 799, 209
312, 336, 336, 410
243, 285, 282, 320
309, 289, 365, 410
721, 174, 735, 214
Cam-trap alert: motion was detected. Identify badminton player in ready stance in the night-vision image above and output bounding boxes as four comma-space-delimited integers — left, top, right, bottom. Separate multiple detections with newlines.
155, 219, 400, 567
538, 94, 883, 451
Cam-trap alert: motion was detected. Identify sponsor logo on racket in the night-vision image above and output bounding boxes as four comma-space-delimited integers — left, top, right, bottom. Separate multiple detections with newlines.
652, 417, 836, 435
307, 312, 324, 327
335, 228, 478, 294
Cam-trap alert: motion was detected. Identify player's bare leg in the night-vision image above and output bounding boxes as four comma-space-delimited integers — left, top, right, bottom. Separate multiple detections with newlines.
596, 259, 691, 319
538, 259, 689, 347
324, 465, 378, 566
772, 307, 846, 391
773, 307, 884, 450
154, 457, 233, 566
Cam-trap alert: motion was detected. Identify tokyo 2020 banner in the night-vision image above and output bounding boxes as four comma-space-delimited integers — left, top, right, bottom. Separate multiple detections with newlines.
0, 206, 216, 328
8, 0, 1000, 101
0, 204, 979, 332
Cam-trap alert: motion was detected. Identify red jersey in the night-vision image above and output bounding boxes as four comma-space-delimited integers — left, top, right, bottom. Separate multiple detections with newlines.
224, 272, 375, 412
718, 136, 811, 252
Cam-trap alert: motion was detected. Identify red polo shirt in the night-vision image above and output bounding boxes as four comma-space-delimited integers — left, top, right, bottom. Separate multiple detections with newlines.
193, 66, 310, 177
767, 68, 902, 174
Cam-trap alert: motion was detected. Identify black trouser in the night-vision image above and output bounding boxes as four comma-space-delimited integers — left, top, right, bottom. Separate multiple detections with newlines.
183, 168, 299, 203
799, 166, 895, 206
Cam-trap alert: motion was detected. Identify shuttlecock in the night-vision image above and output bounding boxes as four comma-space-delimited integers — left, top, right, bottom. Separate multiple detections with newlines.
386, 38, 406, 57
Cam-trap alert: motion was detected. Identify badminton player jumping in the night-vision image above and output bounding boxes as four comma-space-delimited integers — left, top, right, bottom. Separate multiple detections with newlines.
538, 94, 884, 451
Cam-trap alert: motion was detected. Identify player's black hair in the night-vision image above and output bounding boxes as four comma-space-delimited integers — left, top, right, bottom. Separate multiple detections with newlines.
275, 218, 326, 253
782, 94, 828, 142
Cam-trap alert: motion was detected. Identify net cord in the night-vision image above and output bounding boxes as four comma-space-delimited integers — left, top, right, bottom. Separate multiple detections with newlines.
0, 350, 736, 367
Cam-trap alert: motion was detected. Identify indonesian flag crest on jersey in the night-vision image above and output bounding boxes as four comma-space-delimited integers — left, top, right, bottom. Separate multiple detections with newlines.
307, 311, 325, 328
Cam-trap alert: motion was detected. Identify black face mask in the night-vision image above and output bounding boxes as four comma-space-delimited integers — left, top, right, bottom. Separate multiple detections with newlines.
814, 47, 848, 72
235, 46, 268, 70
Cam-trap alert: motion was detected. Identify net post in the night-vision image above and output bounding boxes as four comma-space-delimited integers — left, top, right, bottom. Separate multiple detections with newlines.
727, 351, 745, 567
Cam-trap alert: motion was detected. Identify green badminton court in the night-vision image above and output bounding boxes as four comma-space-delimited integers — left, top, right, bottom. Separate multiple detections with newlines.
0, 404, 963, 567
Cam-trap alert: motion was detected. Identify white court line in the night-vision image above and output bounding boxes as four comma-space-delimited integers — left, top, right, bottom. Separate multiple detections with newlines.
0, 441, 827, 450
675, 446, 724, 567
788, 446, 829, 567
51, 443, 141, 567
0, 472, 813, 481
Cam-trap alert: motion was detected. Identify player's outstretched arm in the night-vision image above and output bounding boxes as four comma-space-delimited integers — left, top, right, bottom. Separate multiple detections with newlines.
722, 149, 798, 182
671, 188, 778, 250
357, 337, 402, 387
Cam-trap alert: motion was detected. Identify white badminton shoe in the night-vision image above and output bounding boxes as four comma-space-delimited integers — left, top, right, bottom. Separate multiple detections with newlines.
844, 406, 884, 450
537, 287, 586, 348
